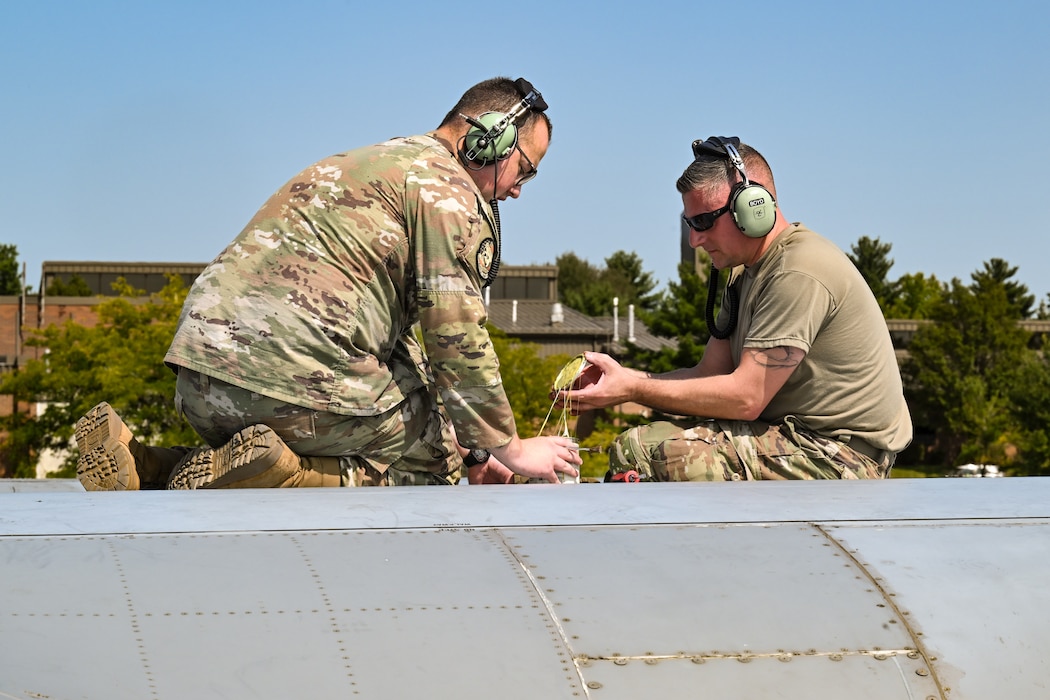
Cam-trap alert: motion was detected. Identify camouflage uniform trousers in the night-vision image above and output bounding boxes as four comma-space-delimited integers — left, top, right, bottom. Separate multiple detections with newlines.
608, 417, 892, 481
174, 368, 463, 486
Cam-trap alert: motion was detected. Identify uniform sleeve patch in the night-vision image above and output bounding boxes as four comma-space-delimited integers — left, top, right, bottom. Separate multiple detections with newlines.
476, 237, 496, 280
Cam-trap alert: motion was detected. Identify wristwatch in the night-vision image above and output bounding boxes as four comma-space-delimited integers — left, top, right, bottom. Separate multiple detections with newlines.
463, 448, 491, 468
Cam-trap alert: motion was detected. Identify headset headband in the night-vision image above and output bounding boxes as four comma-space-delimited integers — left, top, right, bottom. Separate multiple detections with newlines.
691, 135, 739, 159
691, 136, 751, 185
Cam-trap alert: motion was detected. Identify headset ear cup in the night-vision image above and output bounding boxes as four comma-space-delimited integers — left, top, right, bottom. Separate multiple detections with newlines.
731, 184, 777, 238
463, 112, 518, 166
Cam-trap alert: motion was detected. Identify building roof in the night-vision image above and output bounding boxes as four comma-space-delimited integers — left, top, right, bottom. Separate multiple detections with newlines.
486, 300, 676, 354
487, 300, 604, 335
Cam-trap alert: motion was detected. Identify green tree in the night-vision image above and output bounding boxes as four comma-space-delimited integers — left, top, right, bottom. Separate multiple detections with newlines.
1006, 352, 1050, 474
0, 244, 22, 295
0, 276, 200, 477
46, 274, 94, 296
1036, 295, 1050, 320
556, 250, 660, 318
556, 252, 607, 316
489, 327, 571, 437
902, 272, 1029, 468
603, 251, 660, 315
847, 236, 898, 312
969, 258, 1034, 318
883, 272, 945, 319
626, 261, 711, 373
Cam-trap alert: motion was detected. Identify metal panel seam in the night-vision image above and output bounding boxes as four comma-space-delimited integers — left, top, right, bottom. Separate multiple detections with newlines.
492, 528, 592, 698
812, 522, 947, 700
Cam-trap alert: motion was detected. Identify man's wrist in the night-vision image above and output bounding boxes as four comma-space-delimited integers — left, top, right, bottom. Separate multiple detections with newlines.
463, 448, 491, 468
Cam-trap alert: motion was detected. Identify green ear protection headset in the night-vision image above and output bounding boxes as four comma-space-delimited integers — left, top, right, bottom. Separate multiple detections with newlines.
690, 136, 777, 339
459, 79, 548, 289
461, 78, 548, 166
691, 136, 777, 238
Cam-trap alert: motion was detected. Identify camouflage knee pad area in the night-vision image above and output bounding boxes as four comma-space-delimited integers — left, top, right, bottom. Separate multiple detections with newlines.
344, 462, 458, 487
609, 420, 742, 482
175, 368, 461, 486
608, 419, 886, 482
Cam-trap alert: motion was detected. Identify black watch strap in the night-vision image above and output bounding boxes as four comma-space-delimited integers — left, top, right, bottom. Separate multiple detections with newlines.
463, 448, 491, 468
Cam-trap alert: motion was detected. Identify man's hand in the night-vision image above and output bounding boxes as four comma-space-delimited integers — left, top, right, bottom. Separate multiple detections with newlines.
553, 351, 643, 413
491, 435, 581, 484
467, 456, 515, 484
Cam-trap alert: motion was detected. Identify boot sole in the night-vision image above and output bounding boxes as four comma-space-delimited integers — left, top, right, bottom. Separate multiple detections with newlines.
75, 402, 136, 491
166, 425, 281, 490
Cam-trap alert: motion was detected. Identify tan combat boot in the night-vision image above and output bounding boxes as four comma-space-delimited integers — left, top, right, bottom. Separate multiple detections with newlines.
282, 455, 344, 487
75, 402, 193, 491
165, 424, 343, 489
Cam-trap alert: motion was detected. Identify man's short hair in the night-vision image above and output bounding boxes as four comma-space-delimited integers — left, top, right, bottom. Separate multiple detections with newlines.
439, 77, 552, 139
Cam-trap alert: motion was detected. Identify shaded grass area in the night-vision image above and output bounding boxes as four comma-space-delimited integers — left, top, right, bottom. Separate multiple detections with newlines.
890, 465, 938, 478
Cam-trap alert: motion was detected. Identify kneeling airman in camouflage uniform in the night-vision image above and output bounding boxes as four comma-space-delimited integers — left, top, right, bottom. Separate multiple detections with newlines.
75, 76, 581, 491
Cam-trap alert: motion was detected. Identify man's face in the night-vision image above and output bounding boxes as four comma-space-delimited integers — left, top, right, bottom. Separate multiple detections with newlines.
474, 123, 549, 201
682, 185, 749, 269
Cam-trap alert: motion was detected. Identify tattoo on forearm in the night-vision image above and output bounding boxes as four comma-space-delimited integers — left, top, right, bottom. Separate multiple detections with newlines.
750, 346, 802, 368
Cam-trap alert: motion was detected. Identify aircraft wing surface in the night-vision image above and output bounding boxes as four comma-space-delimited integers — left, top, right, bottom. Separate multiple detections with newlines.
2, 477, 1048, 699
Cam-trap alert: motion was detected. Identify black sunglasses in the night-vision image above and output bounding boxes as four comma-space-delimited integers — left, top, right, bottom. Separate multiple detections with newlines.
682, 202, 731, 232
515, 145, 538, 186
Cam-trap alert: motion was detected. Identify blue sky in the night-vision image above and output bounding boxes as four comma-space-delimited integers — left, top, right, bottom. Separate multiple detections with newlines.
3, 0, 1049, 304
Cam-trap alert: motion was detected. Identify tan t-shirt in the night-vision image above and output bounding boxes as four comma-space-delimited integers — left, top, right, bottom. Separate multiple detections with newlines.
718, 223, 912, 453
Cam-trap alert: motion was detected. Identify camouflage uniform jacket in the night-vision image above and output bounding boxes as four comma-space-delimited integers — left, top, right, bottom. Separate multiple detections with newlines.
164, 134, 517, 449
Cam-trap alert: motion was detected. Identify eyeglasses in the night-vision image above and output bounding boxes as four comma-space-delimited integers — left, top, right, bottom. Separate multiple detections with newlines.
682, 202, 731, 232
515, 145, 538, 186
